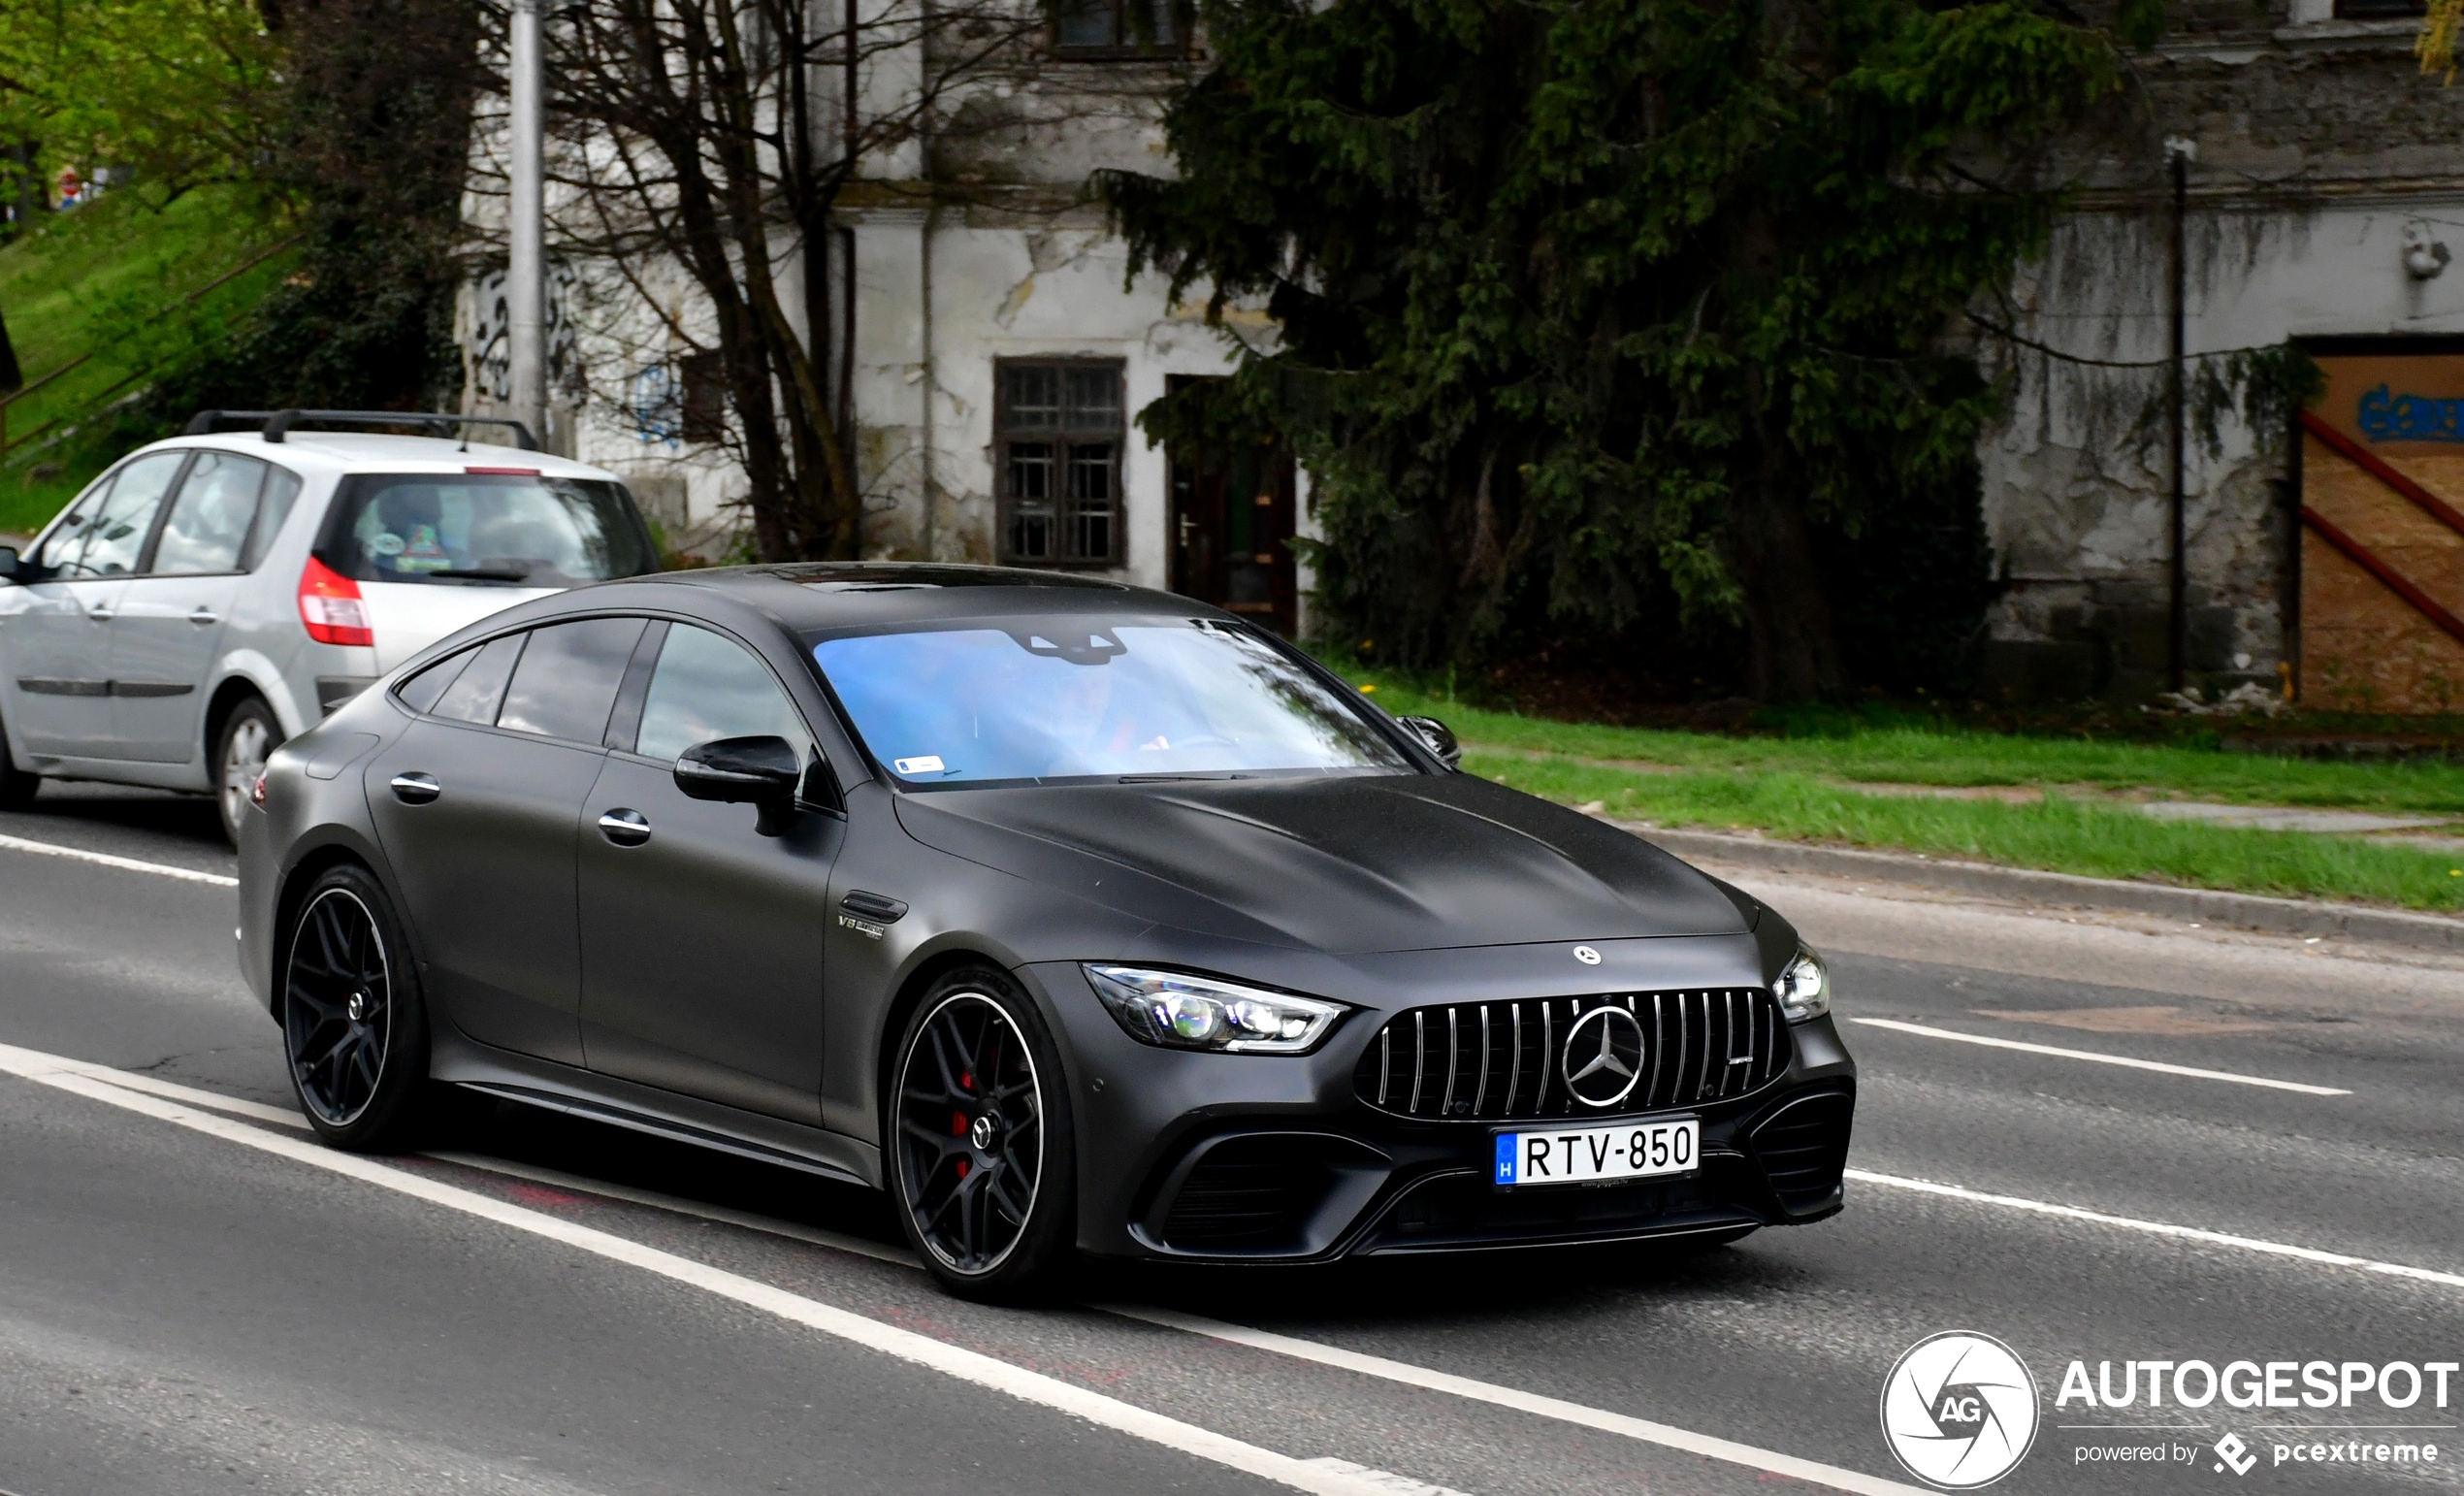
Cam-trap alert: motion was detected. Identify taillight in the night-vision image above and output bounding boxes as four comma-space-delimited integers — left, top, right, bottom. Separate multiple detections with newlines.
298, 556, 373, 646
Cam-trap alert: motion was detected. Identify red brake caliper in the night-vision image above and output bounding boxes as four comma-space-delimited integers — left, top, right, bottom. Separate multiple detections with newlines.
950, 1062, 980, 1179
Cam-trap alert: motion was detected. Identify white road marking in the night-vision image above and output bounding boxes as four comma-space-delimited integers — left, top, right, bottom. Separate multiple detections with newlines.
2, 1045, 1924, 1496
1849, 1017, 2351, 1095
1301, 1457, 1473, 1496
0, 1041, 1412, 1496
66, 1058, 308, 1127
1846, 1169, 2464, 1289
1110, 1305, 1927, 1496
0, 831, 238, 888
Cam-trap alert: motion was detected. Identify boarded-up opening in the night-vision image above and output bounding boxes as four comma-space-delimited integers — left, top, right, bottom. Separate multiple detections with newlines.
2298, 351, 2464, 714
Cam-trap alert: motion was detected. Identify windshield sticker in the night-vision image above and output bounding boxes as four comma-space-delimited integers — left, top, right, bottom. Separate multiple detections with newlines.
397, 524, 451, 572
892, 755, 948, 776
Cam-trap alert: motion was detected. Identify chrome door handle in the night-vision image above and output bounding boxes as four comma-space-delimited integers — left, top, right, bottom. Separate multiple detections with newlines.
389, 772, 441, 805
85, 605, 113, 622
187, 607, 220, 626
598, 808, 651, 847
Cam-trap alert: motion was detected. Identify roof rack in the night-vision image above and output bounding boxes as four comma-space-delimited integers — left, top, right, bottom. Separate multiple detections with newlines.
183, 409, 540, 451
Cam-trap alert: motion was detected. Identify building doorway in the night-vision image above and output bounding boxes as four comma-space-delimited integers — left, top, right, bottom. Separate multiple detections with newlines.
1167, 389, 1297, 634
2296, 343, 2464, 714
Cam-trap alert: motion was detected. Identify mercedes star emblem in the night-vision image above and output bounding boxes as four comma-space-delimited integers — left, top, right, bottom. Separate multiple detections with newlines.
1562, 1004, 1646, 1108
1572, 945, 1603, 965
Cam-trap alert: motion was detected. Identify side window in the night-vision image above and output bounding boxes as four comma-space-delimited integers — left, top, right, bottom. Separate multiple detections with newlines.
32, 472, 117, 569
42, 451, 187, 577
75, 451, 187, 577
240, 466, 304, 571
497, 617, 649, 743
632, 624, 809, 762
395, 645, 477, 716
431, 633, 527, 725
152, 452, 269, 575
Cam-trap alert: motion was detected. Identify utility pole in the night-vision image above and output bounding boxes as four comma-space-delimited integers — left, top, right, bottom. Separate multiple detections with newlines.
2163, 135, 2195, 696
508, 0, 546, 445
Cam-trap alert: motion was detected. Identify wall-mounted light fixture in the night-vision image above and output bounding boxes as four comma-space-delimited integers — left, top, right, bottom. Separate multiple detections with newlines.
2402, 220, 2450, 280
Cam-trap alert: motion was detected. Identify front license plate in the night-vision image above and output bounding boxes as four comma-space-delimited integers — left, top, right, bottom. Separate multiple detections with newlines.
1493, 1117, 1700, 1188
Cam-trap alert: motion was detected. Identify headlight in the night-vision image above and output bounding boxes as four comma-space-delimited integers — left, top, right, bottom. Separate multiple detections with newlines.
1083, 964, 1348, 1055
1773, 942, 1830, 1024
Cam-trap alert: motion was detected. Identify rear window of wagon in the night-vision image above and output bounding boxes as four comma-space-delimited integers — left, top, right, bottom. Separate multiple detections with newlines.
316, 472, 657, 587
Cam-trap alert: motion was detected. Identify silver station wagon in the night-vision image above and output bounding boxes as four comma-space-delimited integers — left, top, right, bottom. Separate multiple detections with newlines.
0, 410, 660, 841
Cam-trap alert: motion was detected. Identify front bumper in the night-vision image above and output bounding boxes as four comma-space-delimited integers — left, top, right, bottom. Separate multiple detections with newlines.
1022, 958, 1858, 1263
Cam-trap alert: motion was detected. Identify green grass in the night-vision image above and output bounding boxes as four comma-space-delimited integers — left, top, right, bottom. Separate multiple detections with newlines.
1468, 754, 2464, 912
0, 185, 290, 537
1345, 674, 2464, 815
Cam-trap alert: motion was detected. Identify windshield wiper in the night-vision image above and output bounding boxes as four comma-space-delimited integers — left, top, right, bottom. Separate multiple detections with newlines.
429, 567, 535, 583
1117, 772, 1251, 783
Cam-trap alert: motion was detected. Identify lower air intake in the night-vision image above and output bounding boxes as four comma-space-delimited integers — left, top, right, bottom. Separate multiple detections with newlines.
1749, 1090, 1855, 1214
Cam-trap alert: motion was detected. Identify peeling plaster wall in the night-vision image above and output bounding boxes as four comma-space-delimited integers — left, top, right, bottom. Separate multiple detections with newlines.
1985, 197, 2464, 699
1979, 12, 2464, 700
841, 207, 1256, 601
1983, 194, 2464, 701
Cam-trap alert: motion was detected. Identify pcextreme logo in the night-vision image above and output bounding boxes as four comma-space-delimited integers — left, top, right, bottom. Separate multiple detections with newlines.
1880, 1332, 2042, 1489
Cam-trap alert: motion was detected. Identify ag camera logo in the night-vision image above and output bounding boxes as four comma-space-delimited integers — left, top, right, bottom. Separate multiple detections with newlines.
1881, 1331, 2041, 1488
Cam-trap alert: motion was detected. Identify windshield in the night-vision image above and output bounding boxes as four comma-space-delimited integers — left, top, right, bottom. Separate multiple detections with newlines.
811, 617, 1412, 785
317, 472, 655, 586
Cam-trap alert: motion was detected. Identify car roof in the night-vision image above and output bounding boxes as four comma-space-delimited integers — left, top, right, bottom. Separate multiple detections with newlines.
126, 430, 624, 483
578, 563, 1214, 633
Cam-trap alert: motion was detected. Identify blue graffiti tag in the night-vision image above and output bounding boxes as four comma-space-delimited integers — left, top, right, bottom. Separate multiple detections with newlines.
2357, 383, 2464, 443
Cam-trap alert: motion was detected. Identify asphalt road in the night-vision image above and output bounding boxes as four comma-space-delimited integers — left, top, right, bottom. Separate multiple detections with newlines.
3, 782, 2462, 1496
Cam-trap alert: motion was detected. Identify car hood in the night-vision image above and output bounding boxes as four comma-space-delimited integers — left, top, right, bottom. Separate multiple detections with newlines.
892, 771, 1750, 956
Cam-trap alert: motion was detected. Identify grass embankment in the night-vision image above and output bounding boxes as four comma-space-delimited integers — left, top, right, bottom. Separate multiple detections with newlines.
0, 186, 290, 537
1342, 671, 2464, 913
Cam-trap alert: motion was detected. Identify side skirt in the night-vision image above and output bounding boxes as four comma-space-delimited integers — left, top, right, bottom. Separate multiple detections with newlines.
431, 1032, 883, 1191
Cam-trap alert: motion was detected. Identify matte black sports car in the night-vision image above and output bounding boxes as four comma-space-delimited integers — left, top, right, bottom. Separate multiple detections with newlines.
238, 564, 1855, 1298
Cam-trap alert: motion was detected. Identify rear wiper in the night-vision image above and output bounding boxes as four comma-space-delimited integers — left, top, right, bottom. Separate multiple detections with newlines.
429, 567, 534, 583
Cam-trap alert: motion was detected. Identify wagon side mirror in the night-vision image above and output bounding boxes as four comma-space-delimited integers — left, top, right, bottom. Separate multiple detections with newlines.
1396, 714, 1462, 769
0, 545, 18, 582
675, 734, 803, 835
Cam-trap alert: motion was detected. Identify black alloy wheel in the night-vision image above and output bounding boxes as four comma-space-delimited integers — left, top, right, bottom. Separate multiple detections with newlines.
890, 973, 1076, 1299
282, 865, 432, 1150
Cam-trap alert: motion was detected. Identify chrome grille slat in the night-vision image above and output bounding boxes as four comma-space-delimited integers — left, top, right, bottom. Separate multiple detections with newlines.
1507, 1005, 1524, 1115
1354, 988, 1792, 1121
1694, 991, 1713, 1101
1474, 1007, 1493, 1114
1410, 1011, 1426, 1113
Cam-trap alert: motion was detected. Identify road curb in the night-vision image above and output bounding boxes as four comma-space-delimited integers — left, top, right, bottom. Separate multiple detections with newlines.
1620, 823, 2464, 956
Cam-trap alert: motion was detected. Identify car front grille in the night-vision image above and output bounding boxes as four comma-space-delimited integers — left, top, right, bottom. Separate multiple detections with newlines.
1352, 990, 1792, 1122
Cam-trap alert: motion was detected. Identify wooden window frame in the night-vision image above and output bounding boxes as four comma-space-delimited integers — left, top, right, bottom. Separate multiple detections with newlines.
996, 356, 1126, 568
1048, 0, 1192, 59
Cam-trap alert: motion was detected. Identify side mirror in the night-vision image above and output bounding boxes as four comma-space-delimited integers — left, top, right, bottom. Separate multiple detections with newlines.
675, 734, 802, 836
1396, 714, 1462, 769
0, 545, 18, 582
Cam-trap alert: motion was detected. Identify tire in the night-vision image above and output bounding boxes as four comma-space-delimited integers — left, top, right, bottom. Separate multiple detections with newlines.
214, 696, 282, 847
888, 968, 1078, 1301
280, 864, 434, 1152
0, 712, 36, 811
